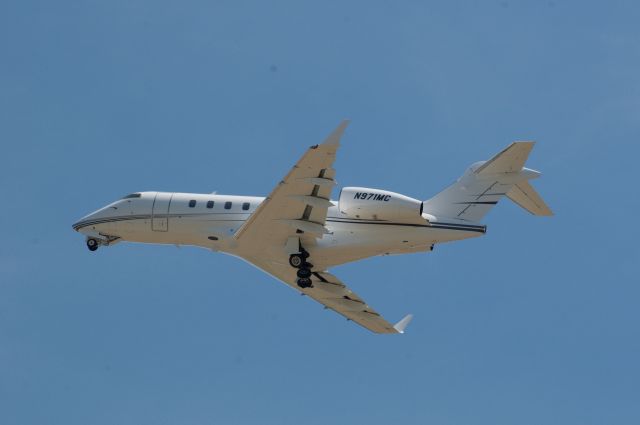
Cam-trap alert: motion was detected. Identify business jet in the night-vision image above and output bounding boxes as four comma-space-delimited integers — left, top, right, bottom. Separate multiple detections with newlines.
73, 121, 552, 334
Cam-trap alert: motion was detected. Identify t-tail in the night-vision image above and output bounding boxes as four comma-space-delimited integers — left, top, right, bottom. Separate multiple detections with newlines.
422, 142, 553, 222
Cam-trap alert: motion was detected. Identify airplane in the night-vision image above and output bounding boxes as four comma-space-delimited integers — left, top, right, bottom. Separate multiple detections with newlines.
73, 120, 552, 334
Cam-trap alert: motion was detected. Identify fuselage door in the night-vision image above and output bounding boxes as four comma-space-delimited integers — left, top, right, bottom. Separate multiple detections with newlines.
151, 192, 173, 232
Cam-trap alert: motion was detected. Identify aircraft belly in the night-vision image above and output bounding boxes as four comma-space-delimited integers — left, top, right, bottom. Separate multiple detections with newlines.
313, 220, 481, 267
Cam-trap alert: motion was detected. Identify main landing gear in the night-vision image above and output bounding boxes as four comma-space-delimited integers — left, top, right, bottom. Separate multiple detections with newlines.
86, 238, 99, 252
290, 250, 314, 289
288, 253, 305, 268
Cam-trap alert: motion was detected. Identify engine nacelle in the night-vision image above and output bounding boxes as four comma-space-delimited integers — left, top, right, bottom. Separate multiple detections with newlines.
339, 187, 423, 220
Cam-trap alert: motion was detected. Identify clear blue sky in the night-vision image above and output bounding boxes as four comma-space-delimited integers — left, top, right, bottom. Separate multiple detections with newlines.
1, 1, 639, 424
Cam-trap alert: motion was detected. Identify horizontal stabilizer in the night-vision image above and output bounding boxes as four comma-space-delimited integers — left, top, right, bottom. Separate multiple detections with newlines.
506, 180, 553, 216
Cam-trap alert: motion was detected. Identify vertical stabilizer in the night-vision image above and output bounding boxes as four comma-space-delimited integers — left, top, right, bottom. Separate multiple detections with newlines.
422, 142, 552, 221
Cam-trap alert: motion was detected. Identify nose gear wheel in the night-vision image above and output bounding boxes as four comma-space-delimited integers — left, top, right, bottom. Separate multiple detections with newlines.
87, 238, 99, 251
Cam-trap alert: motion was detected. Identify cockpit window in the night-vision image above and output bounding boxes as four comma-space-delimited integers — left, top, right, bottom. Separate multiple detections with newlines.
122, 193, 141, 199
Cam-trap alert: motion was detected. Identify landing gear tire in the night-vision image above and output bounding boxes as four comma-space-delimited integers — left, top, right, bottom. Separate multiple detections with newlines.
297, 268, 312, 279
87, 238, 99, 252
292, 249, 312, 288
297, 277, 312, 288
289, 254, 304, 268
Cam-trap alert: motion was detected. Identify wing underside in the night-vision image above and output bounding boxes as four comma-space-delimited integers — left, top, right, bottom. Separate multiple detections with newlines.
234, 121, 349, 250
234, 121, 411, 334
247, 258, 411, 334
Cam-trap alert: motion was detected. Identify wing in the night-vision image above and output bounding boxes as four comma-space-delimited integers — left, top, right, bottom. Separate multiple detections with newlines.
234, 121, 412, 333
234, 120, 349, 249
246, 257, 413, 334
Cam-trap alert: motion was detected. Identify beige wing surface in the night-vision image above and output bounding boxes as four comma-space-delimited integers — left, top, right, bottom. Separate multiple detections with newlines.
247, 257, 412, 334
234, 120, 349, 250
235, 121, 412, 333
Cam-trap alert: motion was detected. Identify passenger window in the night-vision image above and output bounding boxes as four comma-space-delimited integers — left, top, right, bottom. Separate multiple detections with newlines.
224, 201, 232, 210
189, 200, 196, 208
206, 201, 214, 209
242, 202, 250, 211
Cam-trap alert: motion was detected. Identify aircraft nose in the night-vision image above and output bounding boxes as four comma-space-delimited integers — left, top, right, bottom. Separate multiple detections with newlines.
72, 204, 118, 232
72, 211, 97, 232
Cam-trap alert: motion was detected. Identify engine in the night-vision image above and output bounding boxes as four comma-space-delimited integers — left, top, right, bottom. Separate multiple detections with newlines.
338, 187, 423, 220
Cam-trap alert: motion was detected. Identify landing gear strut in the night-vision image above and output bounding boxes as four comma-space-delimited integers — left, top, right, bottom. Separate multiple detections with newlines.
290, 250, 314, 288
86, 238, 99, 252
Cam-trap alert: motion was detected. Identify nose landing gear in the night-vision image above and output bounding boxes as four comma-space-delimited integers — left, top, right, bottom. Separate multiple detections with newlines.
84, 234, 120, 252
290, 250, 314, 288
86, 238, 99, 251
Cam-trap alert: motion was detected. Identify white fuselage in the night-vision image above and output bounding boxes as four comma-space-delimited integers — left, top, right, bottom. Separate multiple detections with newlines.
69, 121, 552, 334
73, 191, 486, 268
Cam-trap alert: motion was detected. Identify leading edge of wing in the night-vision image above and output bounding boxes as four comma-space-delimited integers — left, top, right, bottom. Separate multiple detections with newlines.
233, 120, 350, 242
319, 119, 350, 146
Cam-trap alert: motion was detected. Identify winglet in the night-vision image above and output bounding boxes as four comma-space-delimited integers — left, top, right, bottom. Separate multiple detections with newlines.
393, 314, 413, 334
322, 119, 350, 146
